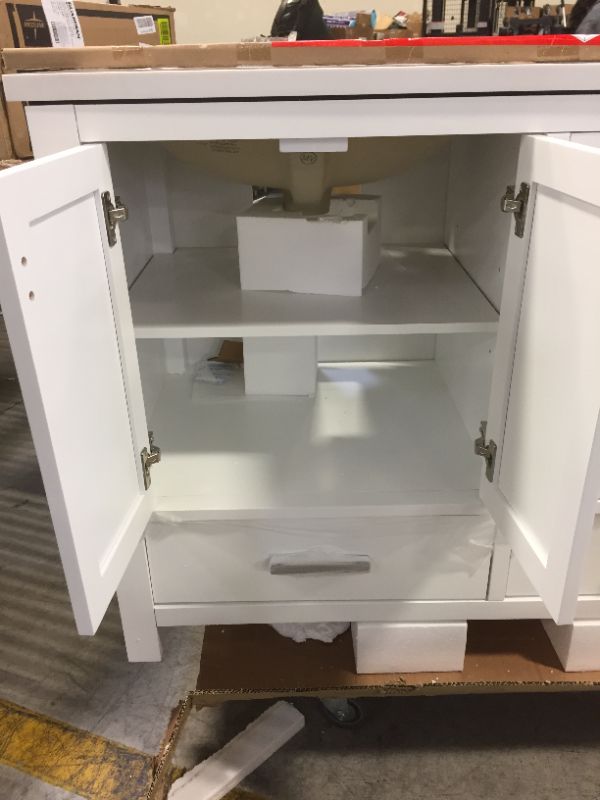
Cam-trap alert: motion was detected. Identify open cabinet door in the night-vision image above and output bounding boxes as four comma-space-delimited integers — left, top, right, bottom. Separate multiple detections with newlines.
481, 135, 600, 624
0, 145, 152, 635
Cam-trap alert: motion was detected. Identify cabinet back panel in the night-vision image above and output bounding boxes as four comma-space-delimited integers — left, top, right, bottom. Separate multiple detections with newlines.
168, 154, 253, 248
364, 138, 450, 246
318, 335, 435, 362
165, 139, 450, 250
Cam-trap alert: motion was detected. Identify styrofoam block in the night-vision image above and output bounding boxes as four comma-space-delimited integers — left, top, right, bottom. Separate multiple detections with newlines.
237, 195, 381, 297
168, 701, 305, 800
543, 619, 600, 671
352, 621, 467, 674
244, 337, 317, 396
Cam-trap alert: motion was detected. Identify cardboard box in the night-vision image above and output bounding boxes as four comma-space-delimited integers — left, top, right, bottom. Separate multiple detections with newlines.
377, 28, 414, 38
352, 10, 374, 37
555, 2, 574, 24
0, 76, 13, 158
0, 1, 175, 49
0, 157, 20, 168
236, 195, 381, 297
328, 10, 374, 39
0, 1, 176, 157
3, 34, 600, 75
504, 5, 543, 17
375, 11, 422, 37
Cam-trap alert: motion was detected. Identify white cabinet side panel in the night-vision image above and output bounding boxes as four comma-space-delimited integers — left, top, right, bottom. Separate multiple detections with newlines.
107, 143, 153, 285
435, 332, 495, 441
136, 340, 168, 422
143, 145, 174, 255
445, 135, 520, 310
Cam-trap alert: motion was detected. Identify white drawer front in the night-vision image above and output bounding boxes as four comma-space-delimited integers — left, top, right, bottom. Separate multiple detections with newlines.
146, 515, 494, 605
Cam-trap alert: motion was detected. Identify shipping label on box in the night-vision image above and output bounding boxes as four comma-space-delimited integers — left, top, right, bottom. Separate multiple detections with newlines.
41, 0, 84, 47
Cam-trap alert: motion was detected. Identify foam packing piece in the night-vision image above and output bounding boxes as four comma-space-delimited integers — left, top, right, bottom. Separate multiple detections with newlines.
168, 701, 305, 800
352, 621, 468, 674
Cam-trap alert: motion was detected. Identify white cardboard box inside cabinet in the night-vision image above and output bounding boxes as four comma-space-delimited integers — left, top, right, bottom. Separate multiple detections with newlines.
2, 63, 600, 670
236, 194, 381, 297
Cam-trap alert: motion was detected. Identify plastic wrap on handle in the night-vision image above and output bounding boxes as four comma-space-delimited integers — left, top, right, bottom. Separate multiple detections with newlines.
269, 549, 371, 575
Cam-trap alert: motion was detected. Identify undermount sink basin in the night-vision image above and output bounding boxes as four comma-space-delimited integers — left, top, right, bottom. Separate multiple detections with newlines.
164, 137, 446, 215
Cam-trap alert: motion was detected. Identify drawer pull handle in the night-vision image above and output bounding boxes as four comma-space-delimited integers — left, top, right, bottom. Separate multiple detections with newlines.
269, 552, 371, 575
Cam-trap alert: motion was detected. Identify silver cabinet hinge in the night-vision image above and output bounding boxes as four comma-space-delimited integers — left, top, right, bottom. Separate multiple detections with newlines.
501, 182, 530, 238
101, 191, 129, 247
475, 421, 497, 483
141, 431, 161, 491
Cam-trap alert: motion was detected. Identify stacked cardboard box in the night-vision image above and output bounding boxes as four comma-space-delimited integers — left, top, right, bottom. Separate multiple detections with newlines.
326, 11, 375, 39
0, 1, 176, 158
375, 12, 422, 38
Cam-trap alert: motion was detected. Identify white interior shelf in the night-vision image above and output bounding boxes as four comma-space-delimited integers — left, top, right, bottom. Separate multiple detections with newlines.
150, 361, 485, 516
131, 246, 498, 339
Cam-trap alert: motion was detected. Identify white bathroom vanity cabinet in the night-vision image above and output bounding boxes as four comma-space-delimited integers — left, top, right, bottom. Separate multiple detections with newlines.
2, 60, 600, 667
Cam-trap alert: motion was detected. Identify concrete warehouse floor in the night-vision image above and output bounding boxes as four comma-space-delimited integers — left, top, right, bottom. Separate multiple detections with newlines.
2, 314, 600, 800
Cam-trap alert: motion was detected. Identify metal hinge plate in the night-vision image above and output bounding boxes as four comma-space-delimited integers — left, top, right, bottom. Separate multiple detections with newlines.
475, 421, 497, 483
501, 182, 530, 238
141, 431, 161, 491
101, 191, 129, 247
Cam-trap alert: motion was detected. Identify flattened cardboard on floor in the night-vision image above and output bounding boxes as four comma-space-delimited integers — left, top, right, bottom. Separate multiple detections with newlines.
3, 34, 600, 72
194, 621, 600, 704
144, 620, 600, 799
